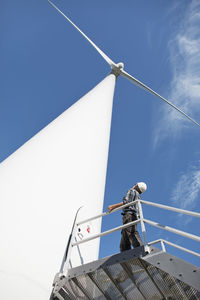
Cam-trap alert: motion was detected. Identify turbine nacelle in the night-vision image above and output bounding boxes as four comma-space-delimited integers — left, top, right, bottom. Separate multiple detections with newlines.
111, 62, 124, 77
117, 62, 124, 69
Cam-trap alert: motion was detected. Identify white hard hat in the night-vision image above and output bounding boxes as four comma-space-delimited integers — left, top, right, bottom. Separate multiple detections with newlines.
137, 182, 147, 193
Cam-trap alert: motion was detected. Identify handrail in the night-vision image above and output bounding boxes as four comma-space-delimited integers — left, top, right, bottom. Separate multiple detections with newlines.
77, 199, 200, 226
77, 200, 138, 226
64, 199, 200, 273
148, 239, 200, 258
140, 200, 200, 218
73, 216, 200, 247
143, 219, 200, 242
162, 239, 200, 258
72, 219, 140, 247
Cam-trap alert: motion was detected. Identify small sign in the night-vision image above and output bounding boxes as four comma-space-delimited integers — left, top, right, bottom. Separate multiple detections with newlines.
77, 223, 92, 240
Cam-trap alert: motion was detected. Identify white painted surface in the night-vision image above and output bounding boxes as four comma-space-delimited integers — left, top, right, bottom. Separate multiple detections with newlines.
0, 74, 116, 299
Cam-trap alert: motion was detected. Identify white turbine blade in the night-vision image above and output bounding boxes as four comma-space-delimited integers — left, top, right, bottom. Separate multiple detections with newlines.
48, 0, 116, 68
121, 69, 200, 128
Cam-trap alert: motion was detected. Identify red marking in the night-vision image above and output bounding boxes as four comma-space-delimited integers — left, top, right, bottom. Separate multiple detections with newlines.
87, 225, 90, 233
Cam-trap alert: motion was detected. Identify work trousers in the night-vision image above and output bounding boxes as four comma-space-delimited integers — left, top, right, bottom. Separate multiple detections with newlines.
120, 213, 143, 252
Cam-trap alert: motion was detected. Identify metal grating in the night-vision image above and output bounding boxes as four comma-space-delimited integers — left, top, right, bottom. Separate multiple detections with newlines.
92, 267, 123, 299
178, 280, 200, 300
65, 279, 86, 299
59, 287, 72, 300
144, 264, 171, 297
75, 274, 104, 299
52, 247, 200, 300
106, 262, 145, 299
127, 258, 164, 299
144, 263, 188, 299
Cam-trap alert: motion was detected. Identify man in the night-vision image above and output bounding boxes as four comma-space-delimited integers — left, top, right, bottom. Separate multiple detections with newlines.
108, 182, 147, 252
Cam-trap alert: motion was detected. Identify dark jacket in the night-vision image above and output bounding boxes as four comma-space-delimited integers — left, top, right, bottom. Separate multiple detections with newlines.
122, 188, 140, 216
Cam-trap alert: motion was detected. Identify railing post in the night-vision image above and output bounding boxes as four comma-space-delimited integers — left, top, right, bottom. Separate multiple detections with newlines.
137, 200, 149, 253
50, 207, 83, 298
61, 207, 83, 276
160, 239, 166, 252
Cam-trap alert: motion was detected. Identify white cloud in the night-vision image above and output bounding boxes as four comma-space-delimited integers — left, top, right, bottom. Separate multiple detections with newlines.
154, 0, 200, 144
171, 162, 200, 210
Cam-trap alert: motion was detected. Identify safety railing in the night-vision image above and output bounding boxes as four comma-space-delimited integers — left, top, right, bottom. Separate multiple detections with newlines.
63, 199, 200, 275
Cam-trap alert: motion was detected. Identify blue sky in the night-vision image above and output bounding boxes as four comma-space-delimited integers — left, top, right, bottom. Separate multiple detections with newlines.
1, 0, 200, 267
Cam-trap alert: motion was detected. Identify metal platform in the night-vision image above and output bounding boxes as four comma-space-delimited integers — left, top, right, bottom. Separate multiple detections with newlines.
52, 246, 200, 300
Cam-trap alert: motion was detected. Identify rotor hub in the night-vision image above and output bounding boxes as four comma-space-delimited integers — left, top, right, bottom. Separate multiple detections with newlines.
111, 62, 124, 77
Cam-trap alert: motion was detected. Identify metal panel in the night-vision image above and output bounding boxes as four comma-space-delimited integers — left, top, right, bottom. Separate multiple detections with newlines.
54, 247, 200, 300
143, 250, 200, 291
67, 246, 147, 279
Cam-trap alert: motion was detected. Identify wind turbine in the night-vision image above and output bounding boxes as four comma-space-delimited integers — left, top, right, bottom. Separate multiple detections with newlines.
48, 0, 200, 128
0, 3, 199, 300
